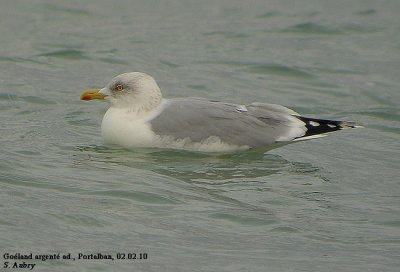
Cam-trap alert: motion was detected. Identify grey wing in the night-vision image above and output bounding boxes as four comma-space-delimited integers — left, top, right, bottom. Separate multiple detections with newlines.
149, 98, 306, 148
247, 102, 300, 116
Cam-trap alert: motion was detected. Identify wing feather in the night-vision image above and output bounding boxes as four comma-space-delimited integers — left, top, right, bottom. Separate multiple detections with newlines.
149, 98, 305, 148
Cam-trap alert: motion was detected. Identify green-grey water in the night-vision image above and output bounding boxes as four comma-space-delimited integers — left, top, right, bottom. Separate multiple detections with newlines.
1, 0, 399, 271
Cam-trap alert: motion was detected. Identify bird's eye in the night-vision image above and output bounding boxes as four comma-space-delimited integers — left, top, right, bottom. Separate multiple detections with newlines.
115, 84, 124, 91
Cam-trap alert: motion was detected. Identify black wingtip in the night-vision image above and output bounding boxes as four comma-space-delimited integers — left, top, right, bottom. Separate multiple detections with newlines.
295, 116, 361, 139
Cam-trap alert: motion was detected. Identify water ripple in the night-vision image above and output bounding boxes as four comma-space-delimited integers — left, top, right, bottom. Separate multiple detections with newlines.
82, 190, 181, 205
282, 22, 342, 35
36, 49, 90, 60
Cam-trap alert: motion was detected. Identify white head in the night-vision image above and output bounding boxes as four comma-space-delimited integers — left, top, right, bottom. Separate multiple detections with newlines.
81, 72, 162, 112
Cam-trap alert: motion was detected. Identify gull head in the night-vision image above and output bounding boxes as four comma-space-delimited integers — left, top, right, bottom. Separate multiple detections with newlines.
81, 72, 162, 112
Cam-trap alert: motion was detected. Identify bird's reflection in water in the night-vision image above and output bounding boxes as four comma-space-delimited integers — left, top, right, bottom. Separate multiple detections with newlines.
74, 145, 324, 214
75, 145, 319, 184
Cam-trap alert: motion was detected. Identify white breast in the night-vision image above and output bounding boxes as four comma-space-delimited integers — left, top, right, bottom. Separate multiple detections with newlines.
101, 107, 157, 148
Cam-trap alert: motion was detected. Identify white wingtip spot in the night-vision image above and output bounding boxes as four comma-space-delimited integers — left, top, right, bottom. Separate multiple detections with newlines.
310, 121, 320, 127
328, 124, 336, 128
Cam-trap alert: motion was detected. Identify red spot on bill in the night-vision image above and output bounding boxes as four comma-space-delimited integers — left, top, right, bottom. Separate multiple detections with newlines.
81, 95, 92, 101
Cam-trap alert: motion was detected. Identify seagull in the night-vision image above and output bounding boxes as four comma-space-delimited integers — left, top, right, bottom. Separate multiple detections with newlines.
80, 72, 360, 153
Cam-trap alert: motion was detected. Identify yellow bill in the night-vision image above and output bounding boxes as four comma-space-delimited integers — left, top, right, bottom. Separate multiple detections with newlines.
80, 89, 107, 101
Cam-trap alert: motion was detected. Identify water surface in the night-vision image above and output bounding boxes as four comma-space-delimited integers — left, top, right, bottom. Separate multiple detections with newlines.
1, 0, 399, 271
